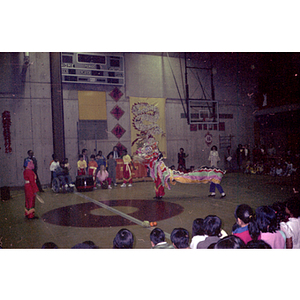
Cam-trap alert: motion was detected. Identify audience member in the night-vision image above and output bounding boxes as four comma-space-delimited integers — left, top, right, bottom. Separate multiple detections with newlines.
208, 145, 220, 167
150, 228, 174, 249
255, 206, 286, 248
190, 218, 205, 249
232, 204, 260, 244
214, 235, 246, 249
197, 215, 222, 249
280, 197, 300, 249
96, 164, 112, 189
107, 153, 117, 186
77, 154, 87, 176
72, 242, 99, 249
113, 229, 134, 249
178, 147, 188, 170
107, 146, 120, 159
246, 240, 272, 249
120, 149, 135, 188
170, 228, 190, 249
41, 242, 59, 249
88, 154, 98, 188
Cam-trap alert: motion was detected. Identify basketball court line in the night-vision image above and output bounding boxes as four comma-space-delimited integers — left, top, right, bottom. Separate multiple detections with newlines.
74, 191, 171, 239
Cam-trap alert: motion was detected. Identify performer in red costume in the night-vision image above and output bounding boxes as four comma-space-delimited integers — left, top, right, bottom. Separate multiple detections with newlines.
24, 158, 39, 219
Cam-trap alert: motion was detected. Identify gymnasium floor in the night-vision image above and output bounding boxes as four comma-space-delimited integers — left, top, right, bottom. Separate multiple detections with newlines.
0, 172, 296, 249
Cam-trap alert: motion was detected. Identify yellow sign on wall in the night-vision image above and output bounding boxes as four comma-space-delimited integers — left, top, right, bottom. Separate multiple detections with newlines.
78, 91, 107, 120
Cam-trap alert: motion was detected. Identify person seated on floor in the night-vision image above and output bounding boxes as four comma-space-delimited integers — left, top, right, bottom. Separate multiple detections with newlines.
113, 228, 134, 249
96, 164, 112, 189
72, 240, 99, 249
197, 215, 223, 249
41, 242, 59, 249
170, 228, 190, 249
280, 196, 300, 249
150, 228, 174, 249
255, 206, 286, 249
232, 204, 261, 244
246, 239, 272, 249
190, 218, 205, 249
213, 235, 246, 249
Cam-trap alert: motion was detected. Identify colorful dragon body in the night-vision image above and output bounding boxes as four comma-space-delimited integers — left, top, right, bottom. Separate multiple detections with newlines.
134, 138, 225, 191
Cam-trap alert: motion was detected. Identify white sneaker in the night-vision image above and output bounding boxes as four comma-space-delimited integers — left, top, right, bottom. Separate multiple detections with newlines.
114, 183, 117, 186
69, 184, 75, 187
64, 184, 68, 188
121, 183, 126, 188
128, 184, 132, 187
108, 185, 112, 189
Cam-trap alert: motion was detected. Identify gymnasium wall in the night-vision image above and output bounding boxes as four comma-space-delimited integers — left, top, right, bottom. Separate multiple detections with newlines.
0, 52, 256, 187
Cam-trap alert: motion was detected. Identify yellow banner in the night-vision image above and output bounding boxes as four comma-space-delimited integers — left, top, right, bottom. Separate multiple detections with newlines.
130, 97, 167, 158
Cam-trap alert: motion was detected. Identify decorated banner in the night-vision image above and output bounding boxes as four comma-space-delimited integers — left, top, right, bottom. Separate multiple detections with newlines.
130, 97, 167, 158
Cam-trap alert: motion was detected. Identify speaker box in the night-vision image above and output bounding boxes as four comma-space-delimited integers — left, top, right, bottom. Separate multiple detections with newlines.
1, 186, 10, 200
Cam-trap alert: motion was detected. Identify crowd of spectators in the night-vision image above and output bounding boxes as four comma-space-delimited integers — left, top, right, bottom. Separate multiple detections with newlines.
40, 196, 300, 250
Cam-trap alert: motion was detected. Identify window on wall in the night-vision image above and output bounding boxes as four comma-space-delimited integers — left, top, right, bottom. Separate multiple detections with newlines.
78, 91, 108, 140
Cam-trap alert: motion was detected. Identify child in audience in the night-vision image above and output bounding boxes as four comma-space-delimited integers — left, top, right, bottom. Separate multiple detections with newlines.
232, 204, 261, 244
280, 197, 300, 248
214, 235, 246, 249
170, 228, 190, 249
77, 154, 87, 176
255, 206, 286, 248
88, 154, 98, 187
113, 228, 134, 249
120, 149, 135, 188
197, 215, 223, 249
190, 218, 206, 249
96, 164, 112, 189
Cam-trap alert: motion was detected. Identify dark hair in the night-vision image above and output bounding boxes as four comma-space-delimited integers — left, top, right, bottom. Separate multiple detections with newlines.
72, 243, 98, 249
90, 154, 95, 159
271, 201, 288, 229
82, 148, 87, 154
41, 242, 58, 249
214, 235, 246, 249
286, 196, 300, 218
246, 240, 272, 249
234, 204, 260, 240
113, 229, 134, 249
255, 206, 277, 233
170, 228, 190, 249
150, 228, 165, 245
203, 215, 222, 237
211, 145, 218, 151
79, 154, 83, 159
192, 218, 205, 237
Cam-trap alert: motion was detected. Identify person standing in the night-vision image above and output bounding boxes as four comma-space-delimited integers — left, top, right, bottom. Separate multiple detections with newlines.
107, 153, 117, 186
224, 146, 233, 172
236, 144, 244, 171
177, 147, 188, 171
120, 149, 135, 187
24, 150, 44, 192
82, 148, 89, 173
107, 146, 120, 159
24, 159, 39, 219
208, 145, 220, 167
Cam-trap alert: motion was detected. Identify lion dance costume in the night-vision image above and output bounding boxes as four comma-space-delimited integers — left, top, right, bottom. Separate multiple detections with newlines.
134, 138, 225, 199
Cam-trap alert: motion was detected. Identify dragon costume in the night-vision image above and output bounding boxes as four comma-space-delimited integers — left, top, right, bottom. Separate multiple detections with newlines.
134, 138, 225, 198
